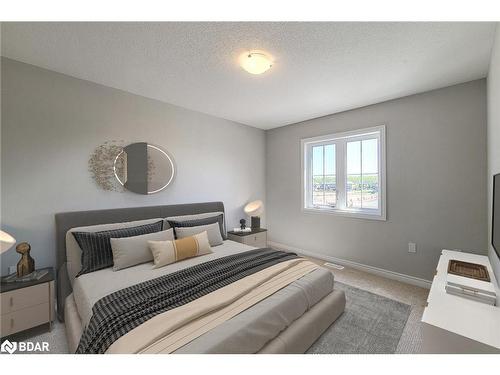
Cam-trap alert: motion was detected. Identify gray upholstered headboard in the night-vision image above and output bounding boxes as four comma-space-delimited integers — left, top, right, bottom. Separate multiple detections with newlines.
54, 201, 225, 321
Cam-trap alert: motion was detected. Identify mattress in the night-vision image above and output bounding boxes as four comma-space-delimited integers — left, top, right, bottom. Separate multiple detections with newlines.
71, 240, 335, 353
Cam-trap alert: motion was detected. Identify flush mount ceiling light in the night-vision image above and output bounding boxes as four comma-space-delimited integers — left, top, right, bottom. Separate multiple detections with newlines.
240, 52, 273, 75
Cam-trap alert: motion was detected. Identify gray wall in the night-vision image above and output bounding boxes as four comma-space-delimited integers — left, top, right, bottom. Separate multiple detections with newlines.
266, 80, 487, 281
0, 58, 266, 275
1, 57, 491, 283
487, 23, 500, 297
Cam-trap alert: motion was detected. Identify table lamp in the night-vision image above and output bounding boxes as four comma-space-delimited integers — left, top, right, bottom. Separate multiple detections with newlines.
0, 230, 16, 254
244, 200, 264, 230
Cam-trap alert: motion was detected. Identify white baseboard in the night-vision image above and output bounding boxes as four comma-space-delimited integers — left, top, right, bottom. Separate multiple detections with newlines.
268, 240, 432, 289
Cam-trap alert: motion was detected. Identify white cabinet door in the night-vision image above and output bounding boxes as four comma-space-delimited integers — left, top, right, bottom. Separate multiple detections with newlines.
242, 232, 267, 248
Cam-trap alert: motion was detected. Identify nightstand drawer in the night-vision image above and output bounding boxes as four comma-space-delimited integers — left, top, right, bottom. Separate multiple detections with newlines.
1, 283, 49, 315
242, 231, 267, 248
1, 302, 50, 336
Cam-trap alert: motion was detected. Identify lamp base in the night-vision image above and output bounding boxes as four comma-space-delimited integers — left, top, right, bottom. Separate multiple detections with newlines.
250, 216, 261, 230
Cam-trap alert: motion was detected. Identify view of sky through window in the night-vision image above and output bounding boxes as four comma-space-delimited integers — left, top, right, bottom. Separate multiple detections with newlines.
312, 144, 336, 206
311, 137, 378, 209
347, 138, 378, 209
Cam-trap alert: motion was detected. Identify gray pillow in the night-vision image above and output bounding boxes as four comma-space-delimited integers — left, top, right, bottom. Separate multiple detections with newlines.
110, 228, 174, 271
72, 220, 164, 276
175, 223, 224, 246
167, 214, 226, 240
66, 218, 165, 284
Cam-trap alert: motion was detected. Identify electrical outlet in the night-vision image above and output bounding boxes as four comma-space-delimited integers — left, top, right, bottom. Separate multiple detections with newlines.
408, 242, 417, 253
8, 265, 17, 274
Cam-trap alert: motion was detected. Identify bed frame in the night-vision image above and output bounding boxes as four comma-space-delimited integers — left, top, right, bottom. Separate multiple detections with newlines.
64, 286, 345, 353
55, 201, 226, 321
55, 201, 345, 353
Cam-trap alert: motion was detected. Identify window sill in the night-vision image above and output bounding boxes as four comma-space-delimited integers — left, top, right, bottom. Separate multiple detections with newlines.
302, 206, 386, 221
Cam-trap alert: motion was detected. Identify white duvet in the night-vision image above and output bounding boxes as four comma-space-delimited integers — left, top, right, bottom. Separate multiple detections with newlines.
72, 240, 257, 328
72, 240, 335, 353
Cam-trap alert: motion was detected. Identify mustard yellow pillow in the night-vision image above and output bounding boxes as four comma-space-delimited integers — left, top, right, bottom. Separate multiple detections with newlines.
148, 230, 213, 269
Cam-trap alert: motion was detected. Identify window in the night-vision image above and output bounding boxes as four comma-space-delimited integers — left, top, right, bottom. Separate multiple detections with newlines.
301, 125, 386, 220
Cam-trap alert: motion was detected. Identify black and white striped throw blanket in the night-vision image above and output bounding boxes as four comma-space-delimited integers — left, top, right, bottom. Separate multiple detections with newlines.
76, 248, 298, 354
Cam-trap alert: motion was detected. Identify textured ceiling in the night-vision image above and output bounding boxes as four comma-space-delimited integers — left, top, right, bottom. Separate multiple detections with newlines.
1, 22, 496, 129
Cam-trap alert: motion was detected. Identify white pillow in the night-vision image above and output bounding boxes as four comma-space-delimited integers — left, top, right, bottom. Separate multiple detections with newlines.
149, 231, 213, 269
110, 228, 174, 271
175, 222, 223, 246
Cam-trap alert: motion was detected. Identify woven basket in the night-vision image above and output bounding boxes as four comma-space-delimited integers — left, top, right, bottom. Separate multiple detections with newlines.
448, 260, 490, 282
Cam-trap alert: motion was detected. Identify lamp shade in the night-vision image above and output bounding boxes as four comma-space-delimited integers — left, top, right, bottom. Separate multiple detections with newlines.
240, 52, 273, 75
244, 200, 264, 217
0, 230, 16, 254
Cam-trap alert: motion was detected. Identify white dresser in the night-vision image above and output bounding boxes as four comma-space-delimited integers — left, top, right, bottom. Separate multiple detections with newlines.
421, 250, 500, 353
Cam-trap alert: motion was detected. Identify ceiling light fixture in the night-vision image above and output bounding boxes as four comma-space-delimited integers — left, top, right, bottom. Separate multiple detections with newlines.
240, 52, 273, 75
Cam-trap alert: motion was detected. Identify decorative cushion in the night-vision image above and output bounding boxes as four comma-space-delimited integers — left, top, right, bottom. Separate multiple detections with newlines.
72, 220, 163, 276
175, 222, 223, 246
110, 228, 174, 271
167, 213, 226, 240
66, 218, 165, 284
149, 231, 213, 269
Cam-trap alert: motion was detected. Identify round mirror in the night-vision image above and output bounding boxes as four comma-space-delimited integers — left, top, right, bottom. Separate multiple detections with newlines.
113, 142, 175, 194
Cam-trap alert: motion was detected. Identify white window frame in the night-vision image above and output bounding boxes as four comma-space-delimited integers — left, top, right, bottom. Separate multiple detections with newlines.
301, 125, 386, 221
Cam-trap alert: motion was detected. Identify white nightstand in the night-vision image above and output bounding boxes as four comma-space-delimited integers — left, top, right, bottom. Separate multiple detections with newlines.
227, 229, 267, 248
1, 267, 55, 337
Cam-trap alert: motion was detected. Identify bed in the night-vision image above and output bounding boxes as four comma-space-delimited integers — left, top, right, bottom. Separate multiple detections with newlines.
55, 202, 345, 354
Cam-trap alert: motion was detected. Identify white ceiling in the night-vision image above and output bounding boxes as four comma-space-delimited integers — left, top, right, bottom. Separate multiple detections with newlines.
1, 22, 496, 129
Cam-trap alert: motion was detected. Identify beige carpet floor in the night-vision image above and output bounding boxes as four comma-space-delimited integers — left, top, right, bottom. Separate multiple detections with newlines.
311, 259, 429, 354
4, 261, 429, 354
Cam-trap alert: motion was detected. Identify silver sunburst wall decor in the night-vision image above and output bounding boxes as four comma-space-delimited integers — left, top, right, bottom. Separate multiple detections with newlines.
88, 140, 157, 192
88, 140, 126, 192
